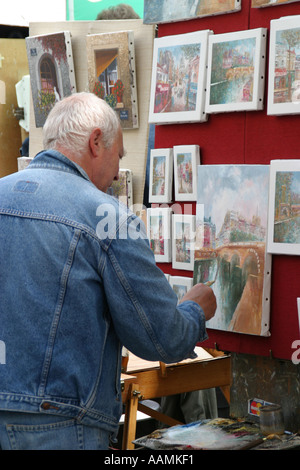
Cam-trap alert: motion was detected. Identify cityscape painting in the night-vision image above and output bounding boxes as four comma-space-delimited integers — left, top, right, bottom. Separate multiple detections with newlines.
206, 28, 267, 113
194, 165, 271, 336
147, 207, 172, 263
268, 16, 300, 116
149, 30, 212, 124
267, 160, 300, 255
143, 0, 241, 24
149, 148, 173, 203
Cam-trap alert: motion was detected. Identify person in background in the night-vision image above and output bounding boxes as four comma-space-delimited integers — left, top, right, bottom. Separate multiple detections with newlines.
0, 92, 216, 450
96, 3, 140, 20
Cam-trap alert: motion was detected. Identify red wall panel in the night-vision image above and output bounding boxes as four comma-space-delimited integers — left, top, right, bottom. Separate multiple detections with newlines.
154, 0, 300, 360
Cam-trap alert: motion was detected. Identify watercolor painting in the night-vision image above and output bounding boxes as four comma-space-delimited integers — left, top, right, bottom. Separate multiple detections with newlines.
149, 31, 211, 124
143, 0, 241, 24
206, 28, 267, 113
267, 160, 300, 255
252, 0, 300, 7
194, 165, 271, 336
107, 169, 133, 208
86, 31, 138, 129
172, 214, 196, 271
26, 31, 76, 127
169, 276, 193, 302
149, 148, 173, 203
147, 208, 172, 263
174, 145, 200, 201
268, 16, 300, 116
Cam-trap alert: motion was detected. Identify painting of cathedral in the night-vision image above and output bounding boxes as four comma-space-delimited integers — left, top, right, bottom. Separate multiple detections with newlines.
26, 31, 76, 128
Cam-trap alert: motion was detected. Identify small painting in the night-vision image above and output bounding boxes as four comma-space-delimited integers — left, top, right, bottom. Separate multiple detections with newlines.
147, 207, 172, 263
26, 31, 76, 128
252, 0, 300, 7
107, 169, 133, 208
268, 15, 300, 116
143, 0, 241, 24
174, 145, 200, 201
267, 159, 300, 255
194, 165, 271, 336
149, 30, 212, 124
172, 214, 196, 271
169, 275, 193, 302
149, 148, 173, 203
86, 30, 138, 129
206, 28, 267, 114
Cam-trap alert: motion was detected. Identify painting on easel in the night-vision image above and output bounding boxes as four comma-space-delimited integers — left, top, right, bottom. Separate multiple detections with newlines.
194, 165, 271, 336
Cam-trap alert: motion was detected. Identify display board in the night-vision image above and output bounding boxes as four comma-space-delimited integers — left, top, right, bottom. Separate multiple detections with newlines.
154, 0, 300, 360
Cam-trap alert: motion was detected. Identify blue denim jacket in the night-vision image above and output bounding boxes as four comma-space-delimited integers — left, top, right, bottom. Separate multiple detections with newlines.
0, 150, 208, 433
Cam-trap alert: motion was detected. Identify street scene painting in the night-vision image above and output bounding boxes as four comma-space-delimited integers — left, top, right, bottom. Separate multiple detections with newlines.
149, 148, 173, 203
143, 0, 241, 24
149, 31, 211, 124
267, 160, 300, 255
268, 16, 300, 115
174, 145, 200, 201
147, 207, 172, 263
172, 214, 196, 271
169, 276, 193, 302
194, 165, 271, 336
206, 28, 267, 113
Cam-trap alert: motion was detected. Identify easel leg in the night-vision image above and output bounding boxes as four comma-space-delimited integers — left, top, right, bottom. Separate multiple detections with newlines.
122, 384, 140, 450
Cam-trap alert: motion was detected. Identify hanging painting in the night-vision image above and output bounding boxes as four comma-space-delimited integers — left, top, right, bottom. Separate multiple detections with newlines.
26, 31, 76, 128
172, 214, 196, 271
267, 159, 300, 255
205, 28, 267, 114
147, 207, 172, 262
267, 15, 300, 116
194, 165, 271, 336
86, 30, 138, 129
149, 30, 212, 124
143, 0, 241, 24
252, 0, 300, 7
149, 148, 173, 203
107, 169, 133, 208
174, 145, 200, 201
169, 275, 193, 302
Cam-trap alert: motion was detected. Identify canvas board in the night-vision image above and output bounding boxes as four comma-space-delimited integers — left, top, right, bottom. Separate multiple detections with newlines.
267, 16, 300, 116
143, 0, 241, 24
194, 165, 271, 336
205, 28, 267, 114
174, 145, 200, 201
169, 275, 193, 302
172, 214, 196, 271
252, 0, 300, 7
147, 207, 172, 263
26, 31, 76, 128
267, 159, 300, 255
107, 169, 133, 209
149, 148, 173, 203
149, 30, 212, 125
86, 30, 138, 129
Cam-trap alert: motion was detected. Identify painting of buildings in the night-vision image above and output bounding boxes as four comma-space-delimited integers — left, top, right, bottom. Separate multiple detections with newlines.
26, 31, 76, 127
143, 0, 240, 24
194, 165, 271, 336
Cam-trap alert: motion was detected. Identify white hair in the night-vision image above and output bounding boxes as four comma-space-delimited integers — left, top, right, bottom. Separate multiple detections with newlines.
43, 92, 121, 153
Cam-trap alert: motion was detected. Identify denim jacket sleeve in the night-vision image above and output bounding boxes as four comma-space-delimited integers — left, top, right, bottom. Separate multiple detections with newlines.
98, 210, 208, 364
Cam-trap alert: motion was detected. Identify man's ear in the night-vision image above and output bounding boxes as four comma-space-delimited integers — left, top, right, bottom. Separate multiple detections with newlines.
89, 128, 102, 158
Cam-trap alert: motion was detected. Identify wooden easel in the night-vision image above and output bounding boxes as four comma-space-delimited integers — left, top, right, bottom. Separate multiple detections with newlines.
121, 347, 231, 449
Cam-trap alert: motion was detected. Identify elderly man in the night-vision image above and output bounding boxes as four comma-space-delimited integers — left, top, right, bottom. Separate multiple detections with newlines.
0, 92, 216, 450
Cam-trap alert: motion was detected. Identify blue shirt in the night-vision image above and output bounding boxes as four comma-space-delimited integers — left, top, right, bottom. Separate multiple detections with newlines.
0, 150, 208, 433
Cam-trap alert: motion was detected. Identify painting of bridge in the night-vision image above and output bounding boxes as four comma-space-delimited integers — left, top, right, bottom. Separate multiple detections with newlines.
194, 165, 271, 336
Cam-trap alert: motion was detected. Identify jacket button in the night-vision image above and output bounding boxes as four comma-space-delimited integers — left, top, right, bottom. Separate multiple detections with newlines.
41, 402, 51, 410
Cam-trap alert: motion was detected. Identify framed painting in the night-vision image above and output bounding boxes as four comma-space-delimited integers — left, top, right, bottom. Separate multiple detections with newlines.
172, 214, 196, 271
205, 28, 267, 114
169, 276, 193, 302
143, 0, 241, 24
174, 145, 200, 201
267, 159, 300, 255
107, 169, 133, 208
194, 165, 271, 336
149, 148, 173, 203
26, 31, 76, 128
147, 207, 172, 263
267, 15, 300, 116
149, 30, 212, 125
86, 30, 138, 129
252, 0, 300, 7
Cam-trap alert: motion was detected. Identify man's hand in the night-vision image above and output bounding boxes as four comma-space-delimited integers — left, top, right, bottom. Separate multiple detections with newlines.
180, 283, 217, 321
